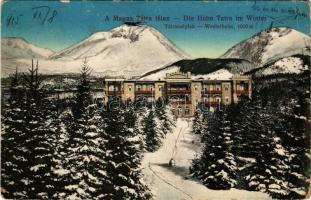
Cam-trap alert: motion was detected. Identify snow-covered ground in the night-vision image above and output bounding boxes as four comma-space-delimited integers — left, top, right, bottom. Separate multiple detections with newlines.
141, 68, 233, 81
142, 119, 271, 200
192, 69, 233, 80
254, 57, 309, 77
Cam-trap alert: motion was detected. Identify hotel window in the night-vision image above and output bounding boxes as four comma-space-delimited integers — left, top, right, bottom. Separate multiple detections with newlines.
216, 85, 221, 91
185, 108, 190, 116
194, 85, 198, 91
159, 86, 162, 91
109, 85, 115, 91
225, 96, 229, 103
224, 84, 229, 91
129, 86, 132, 92
216, 97, 221, 103
136, 85, 141, 91
172, 109, 176, 115
148, 85, 154, 91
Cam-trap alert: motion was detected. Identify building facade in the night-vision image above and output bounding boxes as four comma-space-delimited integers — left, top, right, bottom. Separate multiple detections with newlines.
104, 72, 252, 117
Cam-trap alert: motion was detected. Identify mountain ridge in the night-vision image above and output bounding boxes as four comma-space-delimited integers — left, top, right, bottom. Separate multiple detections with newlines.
49, 24, 189, 61
142, 27, 310, 80
2, 26, 310, 78
140, 57, 253, 80
2, 37, 54, 59
1, 24, 189, 76
221, 27, 310, 68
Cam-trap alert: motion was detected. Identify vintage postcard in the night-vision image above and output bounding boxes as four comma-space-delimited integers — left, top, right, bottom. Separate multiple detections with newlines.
1, 0, 310, 199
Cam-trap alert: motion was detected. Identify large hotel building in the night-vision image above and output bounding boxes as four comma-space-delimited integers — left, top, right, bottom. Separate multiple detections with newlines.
103, 72, 252, 117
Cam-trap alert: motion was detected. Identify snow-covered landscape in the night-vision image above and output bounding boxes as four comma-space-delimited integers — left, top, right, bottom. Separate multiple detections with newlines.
142, 119, 270, 200
253, 56, 309, 77
142, 67, 234, 81
221, 27, 311, 68
141, 27, 310, 80
1, 1, 311, 199
2, 25, 310, 80
2, 25, 188, 77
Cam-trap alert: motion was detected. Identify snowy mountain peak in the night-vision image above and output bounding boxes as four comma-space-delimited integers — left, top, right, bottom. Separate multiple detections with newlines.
86, 31, 108, 42
222, 27, 311, 67
47, 24, 188, 76
110, 24, 154, 43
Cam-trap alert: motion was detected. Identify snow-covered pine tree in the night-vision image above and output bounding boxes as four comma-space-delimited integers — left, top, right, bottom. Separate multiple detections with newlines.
1, 61, 58, 199
132, 105, 150, 152
199, 110, 215, 143
237, 100, 293, 198
190, 109, 237, 190
124, 102, 147, 156
143, 108, 161, 152
154, 98, 172, 136
189, 110, 211, 177
124, 102, 137, 132
231, 97, 260, 159
274, 101, 309, 199
1, 69, 29, 199
60, 60, 111, 199
192, 109, 203, 135
51, 109, 73, 198
22, 63, 61, 199
28, 99, 62, 199
102, 100, 151, 200
228, 98, 254, 189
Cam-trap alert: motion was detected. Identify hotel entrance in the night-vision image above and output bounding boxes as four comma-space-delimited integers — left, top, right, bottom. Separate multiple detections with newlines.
173, 106, 191, 118
178, 107, 183, 116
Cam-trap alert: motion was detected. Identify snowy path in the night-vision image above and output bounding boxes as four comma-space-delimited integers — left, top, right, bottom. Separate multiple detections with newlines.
142, 119, 271, 200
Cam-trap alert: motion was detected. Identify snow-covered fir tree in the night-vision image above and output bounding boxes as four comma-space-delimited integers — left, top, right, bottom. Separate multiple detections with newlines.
154, 98, 173, 136
1, 69, 29, 199
143, 108, 162, 152
133, 105, 150, 151
59, 61, 111, 199
124, 101, 137, 132
190, 109, 237, 190
272, 101, 309, 198
102, 100, 151, 200
230, 96, 309, 199
1, 62, 58, 199
52, 109, 73, 198
192, 109, 203, 135
240, 100, 291, 198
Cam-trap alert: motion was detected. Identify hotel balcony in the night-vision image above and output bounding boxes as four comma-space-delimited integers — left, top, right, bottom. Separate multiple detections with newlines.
135, 90, 154, 95
201, 90, 222, 94
204, 101, 221, 106
236, 90, 249, 95
107, 91, 122, 95
167, 90, 191, 95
